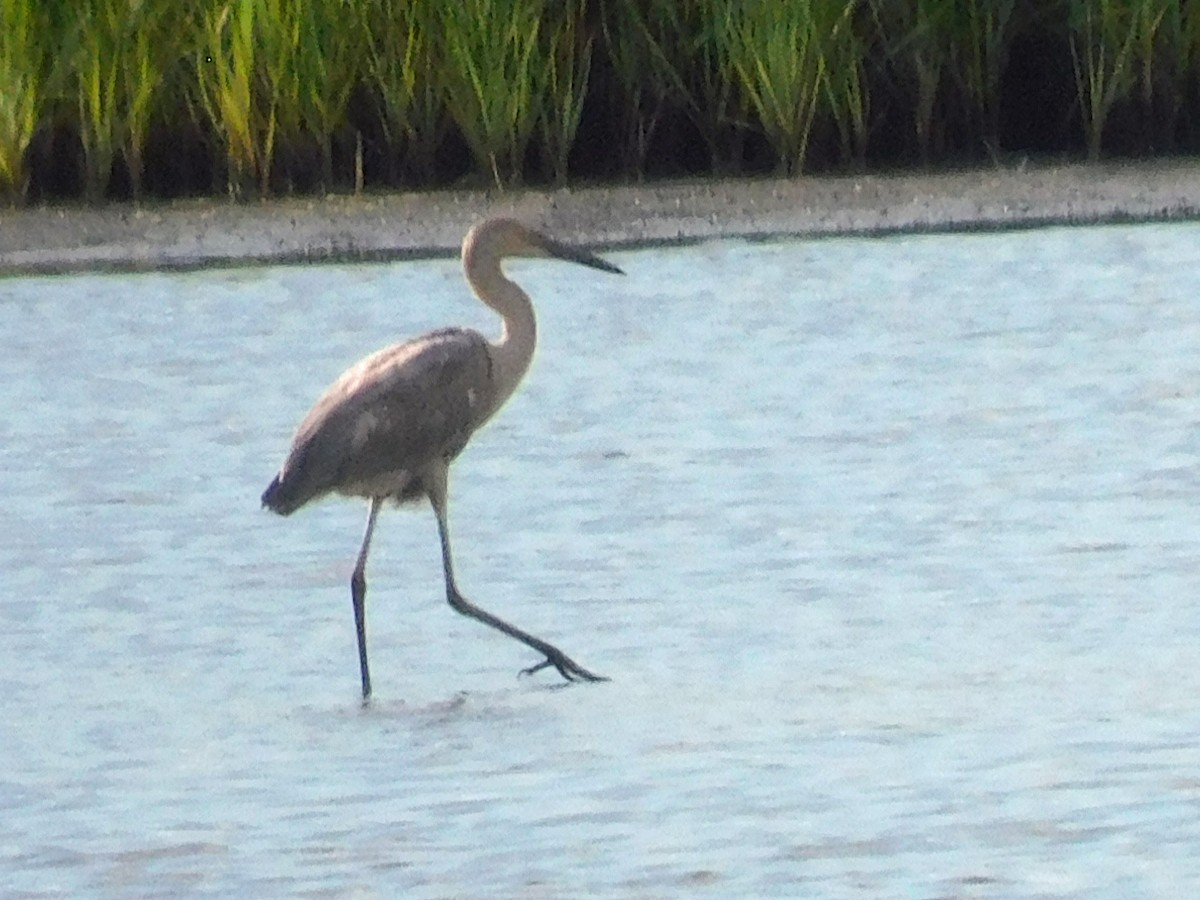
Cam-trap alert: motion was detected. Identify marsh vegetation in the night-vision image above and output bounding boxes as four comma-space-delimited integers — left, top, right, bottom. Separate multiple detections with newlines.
2, 0, 1198, 204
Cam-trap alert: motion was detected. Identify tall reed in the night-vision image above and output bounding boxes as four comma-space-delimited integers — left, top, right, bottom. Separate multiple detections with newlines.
537, 0, 592, 184
868, 0, 952, 162
293, 0, 362, 190
869, 0, 1015, 161
361, 0, 445, 183
601, 0, 692, 178
710, 0, 834, 176
253, 0, 305, 193
194, 0, 268, 197
435, 0, 545, 187
116, 0, 177, 200
819, 1, 869, 166
1131, 1, 1169, 109
954, 0, 1017, 154
194, 0, 301, 197
0, 0, 52, 203
11, 0, 1200, 203
1155, 0, 1200, 146
69, 0, 178, 200
1126, 0, 1182, 149
71, 0, 125, 201
1067, 0, 1147, 159
676, 0, 747, 173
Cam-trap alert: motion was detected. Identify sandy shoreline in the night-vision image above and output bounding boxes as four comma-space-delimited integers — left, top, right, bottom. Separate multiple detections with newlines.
2, 159, 1199, 275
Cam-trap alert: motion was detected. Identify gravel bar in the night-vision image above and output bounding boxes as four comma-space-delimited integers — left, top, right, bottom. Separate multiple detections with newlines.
2, 160, 1199, 275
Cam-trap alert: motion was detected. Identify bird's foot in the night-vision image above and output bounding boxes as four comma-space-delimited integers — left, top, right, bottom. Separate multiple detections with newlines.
520, 647, 608, 683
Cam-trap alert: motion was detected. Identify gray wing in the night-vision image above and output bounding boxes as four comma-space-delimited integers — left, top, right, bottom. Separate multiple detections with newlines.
263, 328, 493, 514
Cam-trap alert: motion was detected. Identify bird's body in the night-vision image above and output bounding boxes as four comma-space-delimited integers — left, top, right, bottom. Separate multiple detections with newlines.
262, 327, 492, 515
262, 217, 622, 700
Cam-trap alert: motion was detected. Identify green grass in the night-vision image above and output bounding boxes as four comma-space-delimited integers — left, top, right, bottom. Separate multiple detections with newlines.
819, 1, 869, 166
436, 0, 545, 187
537, 0, 592, 184
361, 0, 445, 183
72, 0, 122, 201
292, 0, 363, 190
872, 0, 1020, 161
711, 1, 842, 176
6, 0, 1200, 202
600, 0, 692, 178
1154, 1, 1200, 147
193, 0, 271, 197
1068, 0, 1147, 159
956, 0, 1018, 154
68, 0, 178, 200
0, 0, 53, 203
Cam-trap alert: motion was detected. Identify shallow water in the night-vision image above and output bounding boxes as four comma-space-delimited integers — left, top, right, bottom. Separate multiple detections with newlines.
2, 223, 1200, 897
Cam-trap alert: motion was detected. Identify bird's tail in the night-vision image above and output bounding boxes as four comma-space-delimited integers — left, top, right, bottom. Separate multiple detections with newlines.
261, 473, 302, 516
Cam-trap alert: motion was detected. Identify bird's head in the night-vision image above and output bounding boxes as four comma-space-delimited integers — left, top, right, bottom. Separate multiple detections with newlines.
463, 217, 624, 276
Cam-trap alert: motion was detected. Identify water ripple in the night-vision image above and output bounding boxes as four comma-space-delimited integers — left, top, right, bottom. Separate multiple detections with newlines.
2, 224, 1199, 895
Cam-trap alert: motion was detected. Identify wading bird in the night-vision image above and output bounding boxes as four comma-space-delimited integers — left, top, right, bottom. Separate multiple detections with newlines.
262, 218, 623, 700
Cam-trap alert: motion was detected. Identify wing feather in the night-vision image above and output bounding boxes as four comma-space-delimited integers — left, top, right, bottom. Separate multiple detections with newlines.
263, 328, 493, 513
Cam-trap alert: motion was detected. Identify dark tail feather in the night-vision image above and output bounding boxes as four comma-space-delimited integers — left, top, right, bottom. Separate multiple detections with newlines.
262, 473, 302, 516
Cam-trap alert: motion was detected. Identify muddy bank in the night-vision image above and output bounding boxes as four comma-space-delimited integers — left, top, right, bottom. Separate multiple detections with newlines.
2, 160, 1199, 275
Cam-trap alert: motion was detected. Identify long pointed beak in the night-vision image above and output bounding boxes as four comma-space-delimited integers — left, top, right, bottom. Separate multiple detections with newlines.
537, 234, 625, 276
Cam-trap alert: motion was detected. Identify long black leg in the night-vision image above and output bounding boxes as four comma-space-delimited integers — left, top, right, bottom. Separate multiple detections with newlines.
351, 497, 382, 702
426, 475, 606, 683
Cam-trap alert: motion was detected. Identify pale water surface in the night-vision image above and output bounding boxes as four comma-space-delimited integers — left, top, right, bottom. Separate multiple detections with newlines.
2, 224, 1199, 897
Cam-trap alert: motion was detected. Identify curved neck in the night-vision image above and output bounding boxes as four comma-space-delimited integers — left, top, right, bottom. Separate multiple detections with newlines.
464, 253, 537, 417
